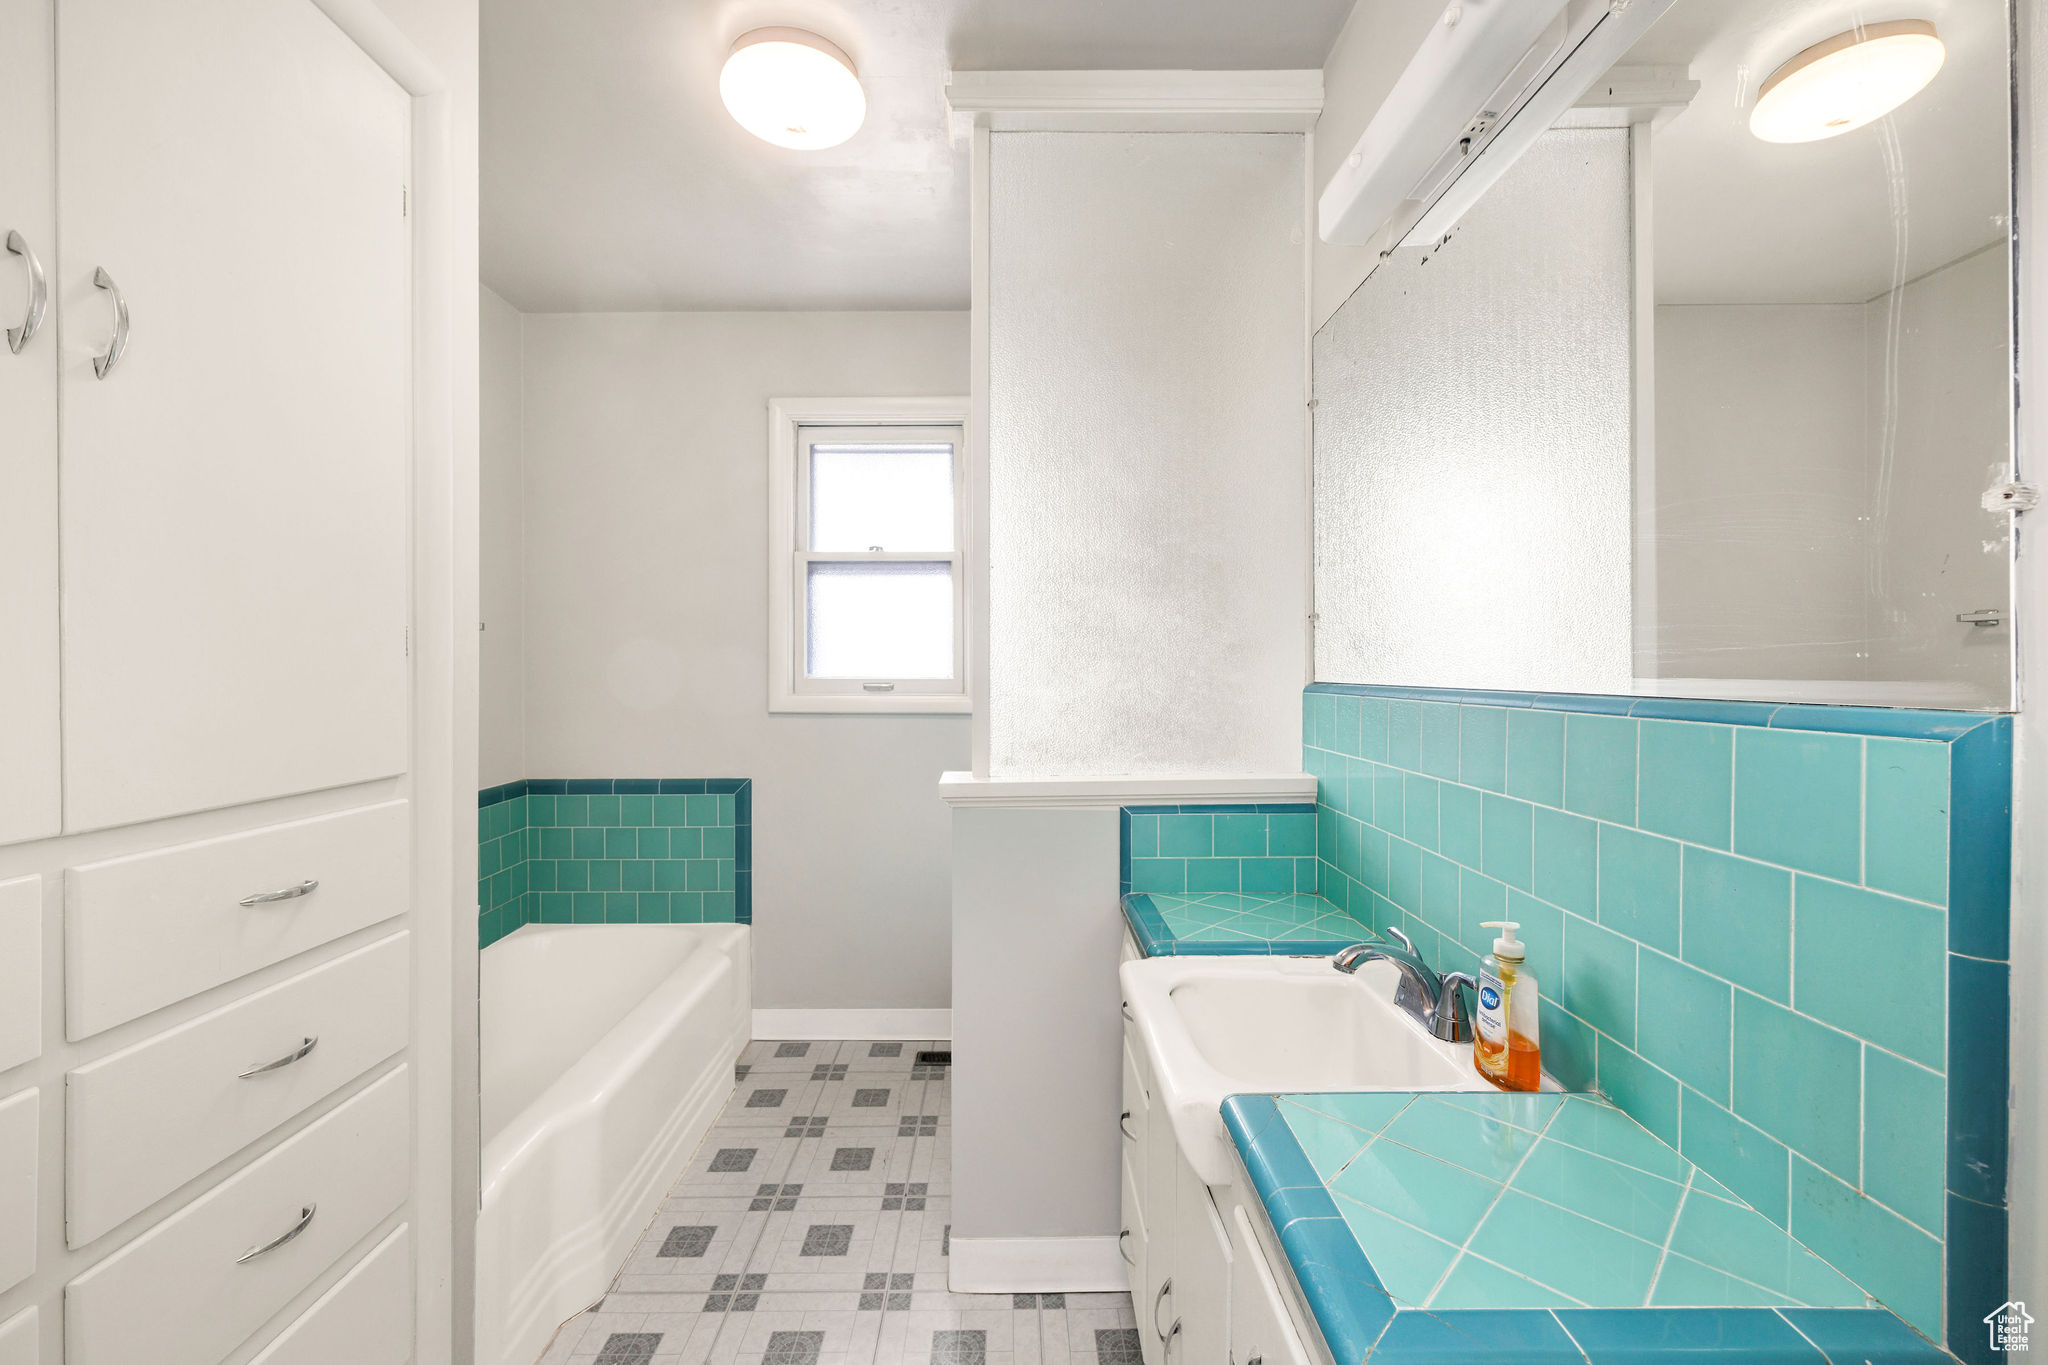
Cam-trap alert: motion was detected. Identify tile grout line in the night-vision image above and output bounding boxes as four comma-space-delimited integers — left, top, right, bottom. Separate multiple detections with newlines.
1544, 1308, 1596, 1365
1417, 1100, 1570, 1309
1773, 1306, 1829, 1360
1639, 1166, 1697, 1305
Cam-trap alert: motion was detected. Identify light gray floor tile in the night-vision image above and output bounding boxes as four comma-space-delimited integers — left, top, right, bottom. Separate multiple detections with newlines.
535, 1040, 1121, 1365
721, 1081, 831, 1129
742, 1041, 832, 1072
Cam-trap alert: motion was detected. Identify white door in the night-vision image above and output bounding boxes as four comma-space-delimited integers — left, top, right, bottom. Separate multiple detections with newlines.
0, 0, 61, 846
55, 0, 411, 831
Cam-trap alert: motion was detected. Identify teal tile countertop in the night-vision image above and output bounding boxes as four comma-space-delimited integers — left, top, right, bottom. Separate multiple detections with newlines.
1121, 891, 1380, 957
1224, 1090, 1953, 1363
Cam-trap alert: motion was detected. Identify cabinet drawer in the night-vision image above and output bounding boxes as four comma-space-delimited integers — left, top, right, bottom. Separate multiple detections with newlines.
0, 1307, 35, 1365
248, 1222, 411, 1365
1120, 1152, 1147, 1298
64, 1066, 409, 1365
67, 932, 409, 1246
0, 1088, 36, 1296
0, 877, 38, 1074
65, 800, 408, 1038
1122, 1036, 1150, 1162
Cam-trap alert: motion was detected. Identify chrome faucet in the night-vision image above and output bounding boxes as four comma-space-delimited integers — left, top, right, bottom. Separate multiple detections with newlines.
1332, 926, 1477, 1043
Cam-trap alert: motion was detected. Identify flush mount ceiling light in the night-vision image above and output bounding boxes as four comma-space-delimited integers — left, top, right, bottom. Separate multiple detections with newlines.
719, 27, 866, 150
1750, 19, 1944, 143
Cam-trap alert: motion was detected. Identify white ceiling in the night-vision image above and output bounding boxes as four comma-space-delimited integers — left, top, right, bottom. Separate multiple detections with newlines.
481, 0, 1357, 313
1630, 0, 2008, 305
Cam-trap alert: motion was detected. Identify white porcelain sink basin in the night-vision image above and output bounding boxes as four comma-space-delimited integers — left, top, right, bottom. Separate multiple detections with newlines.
1121, 954, 1496, 1187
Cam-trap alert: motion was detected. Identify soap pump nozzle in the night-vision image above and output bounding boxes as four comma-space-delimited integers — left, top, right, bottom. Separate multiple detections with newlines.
1480, 919, 1524, 961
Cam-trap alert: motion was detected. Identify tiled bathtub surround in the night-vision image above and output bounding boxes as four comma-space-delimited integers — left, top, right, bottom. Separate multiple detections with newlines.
1119, 803, 1320, 896
478, 778, 753, 947
1303, 684, 2009, 1358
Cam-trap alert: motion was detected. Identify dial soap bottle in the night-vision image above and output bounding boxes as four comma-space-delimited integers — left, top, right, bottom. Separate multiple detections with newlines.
1474, 920, 1541, 1092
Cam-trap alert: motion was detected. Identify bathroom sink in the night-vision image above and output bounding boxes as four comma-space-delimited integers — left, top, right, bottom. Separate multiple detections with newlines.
1121, 954, 1496, 1186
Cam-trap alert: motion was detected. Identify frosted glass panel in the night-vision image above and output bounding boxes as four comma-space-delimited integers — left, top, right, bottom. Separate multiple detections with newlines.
806, 561, 953, 679
987, 132, 1307, 778
1313, 129, 1634, 694
810, 442, 955, 552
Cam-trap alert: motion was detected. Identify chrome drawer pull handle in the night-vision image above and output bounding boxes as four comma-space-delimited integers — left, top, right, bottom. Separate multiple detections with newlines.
1120, 1111, 1137, 1140
239, 1036, 319, 1079
1118, 1229, 1134, 1265
1164, 1320, 1182, 1357
91, 266, 128, 378
1153, 1278, 1173, 1339
240, 879, 319, 907
236, 1203, 316, 1263
5, 230, 47, 353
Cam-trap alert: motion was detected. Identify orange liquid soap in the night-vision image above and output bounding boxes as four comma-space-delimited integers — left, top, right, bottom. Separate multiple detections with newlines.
1473, 919, 1542, 1093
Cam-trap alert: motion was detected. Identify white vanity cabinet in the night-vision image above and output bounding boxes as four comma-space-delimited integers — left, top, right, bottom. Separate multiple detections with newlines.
1124, 1016, 1177, 1365
1123, 1007, 1249, 1365
1121, 1032, 1153, 1330
1121, 962, 1325, 1365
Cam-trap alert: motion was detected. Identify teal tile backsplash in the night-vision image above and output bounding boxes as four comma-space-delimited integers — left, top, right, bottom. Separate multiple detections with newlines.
1304, 684, 2010, 1360
477, 778, 751, 948
1122, 804, 1319, 897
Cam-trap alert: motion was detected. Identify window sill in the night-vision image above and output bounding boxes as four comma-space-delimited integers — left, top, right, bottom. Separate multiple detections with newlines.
769, 692, 973, 716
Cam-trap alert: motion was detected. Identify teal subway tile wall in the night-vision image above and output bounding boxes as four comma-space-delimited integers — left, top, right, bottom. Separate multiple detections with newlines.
1303, 684, 2010, 1362
1120, 803, 1322, 896
477, 778, 752, 948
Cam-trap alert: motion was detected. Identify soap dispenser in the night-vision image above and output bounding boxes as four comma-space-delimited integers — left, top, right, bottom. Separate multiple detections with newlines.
1474, 920, 1541, 1092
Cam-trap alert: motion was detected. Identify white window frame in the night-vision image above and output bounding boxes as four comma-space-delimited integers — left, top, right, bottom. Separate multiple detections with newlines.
768, 397, 974, 714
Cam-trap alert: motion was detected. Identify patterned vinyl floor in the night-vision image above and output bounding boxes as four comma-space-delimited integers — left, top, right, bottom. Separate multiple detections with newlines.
536, 1041, 1142, 1365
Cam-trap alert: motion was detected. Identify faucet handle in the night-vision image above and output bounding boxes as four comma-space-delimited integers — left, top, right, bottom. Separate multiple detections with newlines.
1384, 924, 1416, 957
1432, 971, 1478, 1043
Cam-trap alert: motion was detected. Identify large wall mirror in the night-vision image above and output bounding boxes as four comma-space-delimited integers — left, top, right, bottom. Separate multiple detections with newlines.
1313, 0, 2017, 710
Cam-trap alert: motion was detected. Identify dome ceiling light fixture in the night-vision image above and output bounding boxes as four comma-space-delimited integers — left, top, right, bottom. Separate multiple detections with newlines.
719, 27, 866, 151
1749, 19, 1945, 144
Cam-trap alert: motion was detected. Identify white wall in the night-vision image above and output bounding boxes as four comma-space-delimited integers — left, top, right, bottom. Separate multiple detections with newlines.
948, 806, 1122, 1279
1865, 244, 2012, 701
1312, 129, 1635, 694
985, 131, 1308, 779
479, 285, 526, 789
1651, 304, 1870, 681
513, 310, 970, 1010
344, 0, 481, 1358
1648, 246, 2010, 707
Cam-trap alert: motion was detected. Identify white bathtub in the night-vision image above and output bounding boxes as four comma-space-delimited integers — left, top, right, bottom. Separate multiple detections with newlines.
474, 923, 749, 1365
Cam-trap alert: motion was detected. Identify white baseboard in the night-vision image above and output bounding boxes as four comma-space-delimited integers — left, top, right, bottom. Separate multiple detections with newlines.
947, 1236, 1132, 1294
751, 1008, 952, 1041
